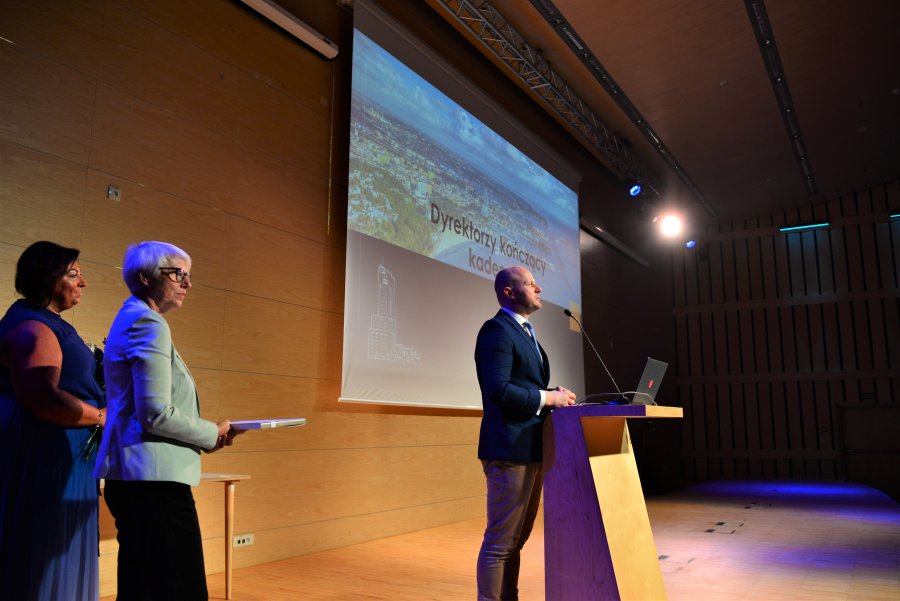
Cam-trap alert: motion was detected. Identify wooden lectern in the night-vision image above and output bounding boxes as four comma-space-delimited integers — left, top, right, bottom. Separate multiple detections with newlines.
543, 404, 683, 600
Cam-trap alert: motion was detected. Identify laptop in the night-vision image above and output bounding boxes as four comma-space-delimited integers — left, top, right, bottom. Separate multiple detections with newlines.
231, 418, 307, 430
630, 357, 668, 405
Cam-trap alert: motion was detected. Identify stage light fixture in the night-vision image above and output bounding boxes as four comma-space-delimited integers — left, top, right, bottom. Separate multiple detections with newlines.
659, 214, 683, 237
624, 176, 642, 197
685, 240, 696, 249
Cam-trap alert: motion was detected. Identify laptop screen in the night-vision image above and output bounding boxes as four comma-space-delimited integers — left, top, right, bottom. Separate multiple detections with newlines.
632, 358, 668, 405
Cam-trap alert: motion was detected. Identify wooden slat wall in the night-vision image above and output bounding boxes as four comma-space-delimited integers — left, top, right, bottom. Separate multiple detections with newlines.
0, 1, 486, 596
672, 180, 900, 482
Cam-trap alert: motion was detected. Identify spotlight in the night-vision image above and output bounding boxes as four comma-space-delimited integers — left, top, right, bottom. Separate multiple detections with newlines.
625, 176, 642, 197
659, 214, 683, 237
685, 239, 696, 249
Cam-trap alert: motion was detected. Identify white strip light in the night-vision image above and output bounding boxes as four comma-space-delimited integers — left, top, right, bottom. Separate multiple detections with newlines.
239, 0, 339, 59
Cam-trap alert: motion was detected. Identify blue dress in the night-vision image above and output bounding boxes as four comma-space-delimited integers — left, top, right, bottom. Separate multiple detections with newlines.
0, 300, 104, 601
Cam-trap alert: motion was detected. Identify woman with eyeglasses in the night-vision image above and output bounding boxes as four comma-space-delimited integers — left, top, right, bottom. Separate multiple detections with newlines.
94, 241, 240, 600
0, 241, 105, 601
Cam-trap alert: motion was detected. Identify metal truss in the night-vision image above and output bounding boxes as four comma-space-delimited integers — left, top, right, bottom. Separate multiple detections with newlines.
527, 0, 717, 217
745, 0, 817, 195
433, 0, 648, 185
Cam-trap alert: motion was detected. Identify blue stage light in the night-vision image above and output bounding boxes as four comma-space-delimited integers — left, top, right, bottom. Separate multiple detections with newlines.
629, 183, 642, 197
685, 240, 696, 248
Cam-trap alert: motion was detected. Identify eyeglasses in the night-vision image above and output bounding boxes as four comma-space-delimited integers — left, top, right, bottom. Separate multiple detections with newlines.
159, 267, 191, 283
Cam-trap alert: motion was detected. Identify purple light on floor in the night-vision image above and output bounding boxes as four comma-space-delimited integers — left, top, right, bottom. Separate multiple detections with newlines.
680, 480, 900, 575
689, 480, 900, 526
692, 480, 879, 499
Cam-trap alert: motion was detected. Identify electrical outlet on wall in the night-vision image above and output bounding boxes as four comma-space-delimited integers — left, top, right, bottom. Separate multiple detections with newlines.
233, 533, 255, 548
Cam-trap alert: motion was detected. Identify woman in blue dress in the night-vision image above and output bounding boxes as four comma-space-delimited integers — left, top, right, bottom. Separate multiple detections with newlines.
0, 241, 105, 601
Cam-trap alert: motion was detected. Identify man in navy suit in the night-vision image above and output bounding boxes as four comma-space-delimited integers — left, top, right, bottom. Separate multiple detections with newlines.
475, 265, 576, 601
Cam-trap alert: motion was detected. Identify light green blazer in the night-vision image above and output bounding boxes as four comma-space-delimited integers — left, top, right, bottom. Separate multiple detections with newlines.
94, 296, 218, 486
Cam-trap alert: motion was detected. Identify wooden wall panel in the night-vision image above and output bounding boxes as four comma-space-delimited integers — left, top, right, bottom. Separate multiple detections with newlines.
713, 311, 728, 375
821, 303, 841, 370
221, 292, 336, 379
794, 304, 811, 371
117, 0, 335, 120
756, 384, 775, 477
738, 309, 755, 373
700, 312, 715, 375
751, 308, 768, 374
845, 221, 866, 292
2, 0, 109, 81
772, 231, 791, 296
852, 301, 873, 370
747, 235, 764, 300
683, 244, 700, 306
0, 141, 87, 248
671, 251, 687, 307
860, 220, 882, 293
734, 236, 751, 300
808, 304, 826, 371
717, 382, 734, 478
709, 238, 725, 304
209, 445, 482, 534
696, 241, 712, 304
874, 221, 896, 289
721, 238, 737, 303
884, 299, 900, 385
225, 216, 345, 310
672, 180, 900, 486
816, 229, 835, 294
786, 232, 805, 296
0, 41, 95, 163
687, 313, 702, 376
0, 244, 23, 312
760, 236, 778, 298
801, 231, 819, 295
764, 307, 782, 371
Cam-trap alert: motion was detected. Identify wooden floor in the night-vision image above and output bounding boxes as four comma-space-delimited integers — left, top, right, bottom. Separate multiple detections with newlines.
104, 480, 899, 600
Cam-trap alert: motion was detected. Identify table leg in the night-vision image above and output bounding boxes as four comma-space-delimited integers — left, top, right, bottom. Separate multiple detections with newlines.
225, 481, 235, 600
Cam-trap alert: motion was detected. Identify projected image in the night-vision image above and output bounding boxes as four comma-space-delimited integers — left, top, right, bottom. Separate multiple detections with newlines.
368, 264, 420, 364
342, 23, 584, 409
348, 31, 580, 309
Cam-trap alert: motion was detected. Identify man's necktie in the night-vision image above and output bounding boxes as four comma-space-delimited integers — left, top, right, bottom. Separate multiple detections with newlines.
523, 321, 542, 362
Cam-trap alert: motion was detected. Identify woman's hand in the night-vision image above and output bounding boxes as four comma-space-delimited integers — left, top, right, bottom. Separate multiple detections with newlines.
207, 420, 245, 452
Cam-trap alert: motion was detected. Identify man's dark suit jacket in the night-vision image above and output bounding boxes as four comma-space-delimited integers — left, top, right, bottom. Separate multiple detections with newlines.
475, 309, 551, 463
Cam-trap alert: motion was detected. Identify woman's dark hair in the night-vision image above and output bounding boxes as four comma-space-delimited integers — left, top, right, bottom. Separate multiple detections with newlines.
15, 241, 80, 308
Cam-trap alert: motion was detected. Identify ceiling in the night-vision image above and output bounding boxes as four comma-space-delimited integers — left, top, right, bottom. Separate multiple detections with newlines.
426, 0, 900, 228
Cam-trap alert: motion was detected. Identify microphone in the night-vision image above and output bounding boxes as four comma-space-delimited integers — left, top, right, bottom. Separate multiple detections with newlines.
564, 309, 627, 403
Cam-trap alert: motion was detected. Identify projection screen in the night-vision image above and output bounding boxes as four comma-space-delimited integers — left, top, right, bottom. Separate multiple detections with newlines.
341, 0, 584, 409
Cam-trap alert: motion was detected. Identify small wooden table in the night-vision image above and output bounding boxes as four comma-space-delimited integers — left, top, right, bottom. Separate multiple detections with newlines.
201, 473, 251, 600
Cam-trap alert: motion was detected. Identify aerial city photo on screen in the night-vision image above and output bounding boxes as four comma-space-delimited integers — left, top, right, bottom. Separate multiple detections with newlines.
348, 30, 580, 309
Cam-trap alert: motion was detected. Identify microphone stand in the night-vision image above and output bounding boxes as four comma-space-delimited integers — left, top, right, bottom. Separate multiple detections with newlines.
564, 309, 628, 404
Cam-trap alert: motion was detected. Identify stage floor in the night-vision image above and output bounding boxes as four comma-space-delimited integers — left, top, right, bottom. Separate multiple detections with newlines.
108, 480, 900, 600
